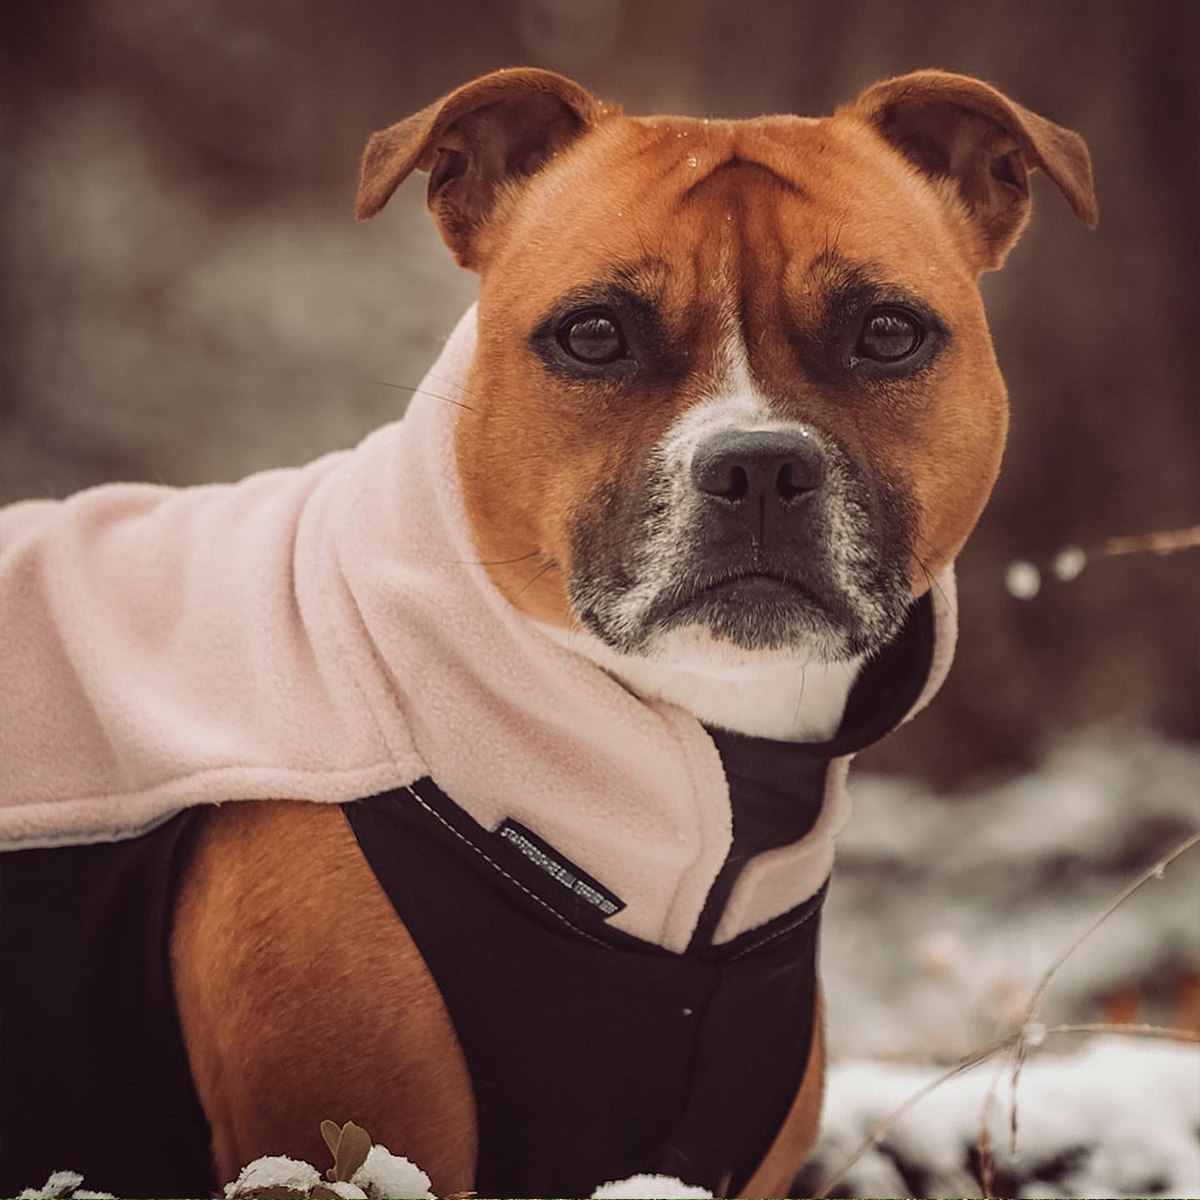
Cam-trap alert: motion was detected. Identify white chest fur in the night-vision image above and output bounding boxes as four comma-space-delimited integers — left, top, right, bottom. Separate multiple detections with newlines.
534, 619, 861, 742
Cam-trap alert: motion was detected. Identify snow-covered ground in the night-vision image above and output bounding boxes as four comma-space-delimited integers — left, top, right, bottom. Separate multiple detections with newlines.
798, 1037, 1200, 1200
804, 727, 1200, 1199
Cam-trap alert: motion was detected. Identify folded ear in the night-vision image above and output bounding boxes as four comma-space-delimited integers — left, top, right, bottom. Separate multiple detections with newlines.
356, 67, 614, 269
851, 69, 1098, 270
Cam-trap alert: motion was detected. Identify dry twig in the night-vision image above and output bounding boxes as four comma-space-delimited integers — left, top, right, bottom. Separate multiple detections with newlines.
1003, 832, 1200, 1155
813, 832, 1200, 1199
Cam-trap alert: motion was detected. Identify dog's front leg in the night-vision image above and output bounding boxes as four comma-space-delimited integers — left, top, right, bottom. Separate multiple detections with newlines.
171, 801, 478, 1195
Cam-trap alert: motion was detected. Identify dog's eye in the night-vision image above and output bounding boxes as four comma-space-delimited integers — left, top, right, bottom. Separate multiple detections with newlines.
857, 308, 924, 362
558, 310, 627, 364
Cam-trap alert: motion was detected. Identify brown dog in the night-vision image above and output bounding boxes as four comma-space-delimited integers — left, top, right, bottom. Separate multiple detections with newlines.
1, 67, 1095, 1200
172, 68, 1094, 1197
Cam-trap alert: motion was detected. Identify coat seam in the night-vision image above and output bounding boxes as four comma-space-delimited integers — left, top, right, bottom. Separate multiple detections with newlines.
402, 784, 613, 949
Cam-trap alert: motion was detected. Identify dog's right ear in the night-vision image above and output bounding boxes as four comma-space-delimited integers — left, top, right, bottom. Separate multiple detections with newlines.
356, 68, 614, 269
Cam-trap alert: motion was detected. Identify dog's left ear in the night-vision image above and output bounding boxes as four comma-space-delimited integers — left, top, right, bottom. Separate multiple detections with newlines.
851, 70, 1098, 270
356, 68, 613, 269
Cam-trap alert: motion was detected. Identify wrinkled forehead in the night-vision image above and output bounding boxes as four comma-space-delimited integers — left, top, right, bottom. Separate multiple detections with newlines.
491, 112, 977, 330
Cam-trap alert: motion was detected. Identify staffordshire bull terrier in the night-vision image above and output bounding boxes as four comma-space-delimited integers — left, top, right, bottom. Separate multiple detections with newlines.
0, 67, 1095, 1199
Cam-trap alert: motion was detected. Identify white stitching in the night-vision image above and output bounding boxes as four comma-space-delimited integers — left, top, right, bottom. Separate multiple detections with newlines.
401, 785, 613, 949
727, 889, 825, 961
402, 783, 826, 964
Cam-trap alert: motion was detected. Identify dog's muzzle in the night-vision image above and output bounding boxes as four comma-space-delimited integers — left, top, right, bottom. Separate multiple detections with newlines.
568, 421, 915, 662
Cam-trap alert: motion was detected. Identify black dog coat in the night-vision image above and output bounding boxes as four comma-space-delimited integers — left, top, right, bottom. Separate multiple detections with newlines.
0, 595, 933, 1198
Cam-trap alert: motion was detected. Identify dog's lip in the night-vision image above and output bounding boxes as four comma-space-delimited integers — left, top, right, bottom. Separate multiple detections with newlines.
695, 569, 802, 595
667, 568, 824, 613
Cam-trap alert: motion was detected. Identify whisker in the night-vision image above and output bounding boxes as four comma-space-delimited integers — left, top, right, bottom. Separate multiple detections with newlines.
792, 664, 808, 725
911, 532, 951, 609
564, 603, 589, 653
916, 558, 946, 609
370, 380, 476, 413
823, 206, 850, 258
423, 370, 483, 401
513, 560, 556, 601
630, 205, 657, 267
437, 551, 541, 567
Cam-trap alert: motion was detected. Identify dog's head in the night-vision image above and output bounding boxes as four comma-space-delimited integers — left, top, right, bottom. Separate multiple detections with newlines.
358, 69, 1095, 670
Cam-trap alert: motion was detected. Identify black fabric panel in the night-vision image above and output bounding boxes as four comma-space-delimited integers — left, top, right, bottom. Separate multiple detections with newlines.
343, 782, 823, 1198
818, 588, 936, 760
0, 813, 215, 1200
686, 745, 828, 951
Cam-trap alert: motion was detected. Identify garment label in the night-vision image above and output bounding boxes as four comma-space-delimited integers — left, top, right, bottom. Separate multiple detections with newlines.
496, 819, 626, 918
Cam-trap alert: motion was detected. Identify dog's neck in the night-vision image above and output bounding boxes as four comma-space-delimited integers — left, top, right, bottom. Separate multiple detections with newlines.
533, 620, 862, 743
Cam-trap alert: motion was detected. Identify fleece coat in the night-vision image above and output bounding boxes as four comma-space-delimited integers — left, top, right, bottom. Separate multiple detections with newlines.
0, 306, 956, 953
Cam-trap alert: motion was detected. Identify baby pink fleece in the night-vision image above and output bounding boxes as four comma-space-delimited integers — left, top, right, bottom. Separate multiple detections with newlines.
0, 307, 956, 952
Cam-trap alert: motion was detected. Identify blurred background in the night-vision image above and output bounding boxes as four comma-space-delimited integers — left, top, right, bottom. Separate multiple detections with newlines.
2, 3, 1197, 1193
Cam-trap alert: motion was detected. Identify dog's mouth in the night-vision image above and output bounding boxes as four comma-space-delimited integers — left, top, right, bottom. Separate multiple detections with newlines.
666, 568, 822, 612
642, 563, 857, 651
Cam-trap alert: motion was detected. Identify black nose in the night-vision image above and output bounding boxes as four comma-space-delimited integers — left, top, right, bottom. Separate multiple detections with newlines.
691, 428, 826, 505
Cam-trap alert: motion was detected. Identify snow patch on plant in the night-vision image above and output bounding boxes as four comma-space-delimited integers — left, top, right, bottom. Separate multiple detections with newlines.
350, 1145, 433, 1200
591, 1173, 713, 1198
224, 1155, 321, 1197
320, 1182, 367, 1200
16, 1171, 114, 1200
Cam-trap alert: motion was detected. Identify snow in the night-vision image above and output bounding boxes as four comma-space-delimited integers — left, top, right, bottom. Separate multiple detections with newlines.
822, 729, 1200, 1060
1052, 545, 1088, 581
218, 1144, 431, 1199
798, 1036, 1200, 1199
223, 1154, 320, 1197
322, 1182, 367, 1199
797, 728, 1200, 1198
350, 1144, 434, 1199
591, 1173, 713, 1198
1005, 559, 1042, 598
15, 1173, 115, 1200
18, 1171, 84, 1199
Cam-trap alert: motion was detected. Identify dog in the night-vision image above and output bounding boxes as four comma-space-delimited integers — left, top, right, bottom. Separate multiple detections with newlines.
0, 67, 1095, 1199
